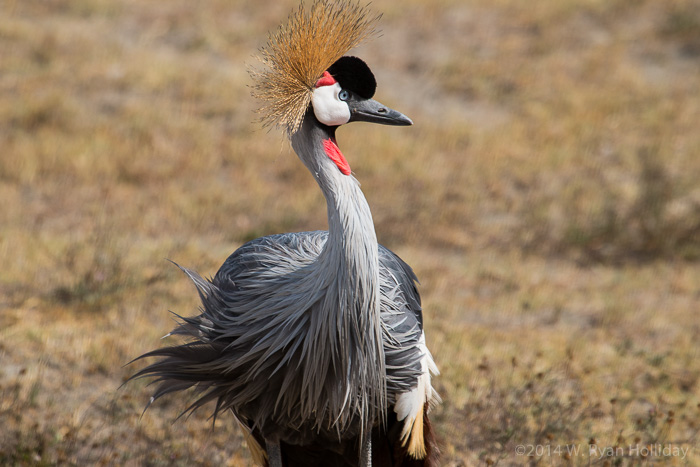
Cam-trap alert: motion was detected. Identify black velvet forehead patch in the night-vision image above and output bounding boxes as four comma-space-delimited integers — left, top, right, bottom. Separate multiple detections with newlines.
327, 56, 377, 99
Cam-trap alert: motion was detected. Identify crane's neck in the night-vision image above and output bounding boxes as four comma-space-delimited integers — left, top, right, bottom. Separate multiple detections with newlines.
290, 111, 380, 283
290, 110, 385, 430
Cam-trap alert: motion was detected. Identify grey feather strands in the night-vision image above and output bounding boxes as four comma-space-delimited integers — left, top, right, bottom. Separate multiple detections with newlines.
249, 0, 380, 134
129, 1, 441, 463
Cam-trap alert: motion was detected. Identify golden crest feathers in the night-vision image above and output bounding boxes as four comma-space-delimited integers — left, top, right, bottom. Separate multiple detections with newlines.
249, 0, 380, 135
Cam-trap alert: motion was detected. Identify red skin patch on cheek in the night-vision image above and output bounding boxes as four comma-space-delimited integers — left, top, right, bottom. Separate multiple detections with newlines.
315, 71, 337, 88
323, 138, 351, 175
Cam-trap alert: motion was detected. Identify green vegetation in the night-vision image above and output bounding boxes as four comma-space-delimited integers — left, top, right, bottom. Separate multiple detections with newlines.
1, 0, 699, 465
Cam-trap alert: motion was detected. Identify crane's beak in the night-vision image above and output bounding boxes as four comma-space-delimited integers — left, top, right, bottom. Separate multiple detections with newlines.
348, 98, 413, 126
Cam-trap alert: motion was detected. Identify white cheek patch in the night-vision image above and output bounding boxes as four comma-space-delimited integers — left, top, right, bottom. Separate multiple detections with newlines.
312, 83, 350, 126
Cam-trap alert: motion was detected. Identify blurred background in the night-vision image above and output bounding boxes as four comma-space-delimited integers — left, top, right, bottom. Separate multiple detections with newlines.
1, 0, 699, 465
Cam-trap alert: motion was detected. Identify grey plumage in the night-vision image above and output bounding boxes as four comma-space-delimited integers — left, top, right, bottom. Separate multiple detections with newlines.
129, 3, 440, 464
131, 111, 426, 447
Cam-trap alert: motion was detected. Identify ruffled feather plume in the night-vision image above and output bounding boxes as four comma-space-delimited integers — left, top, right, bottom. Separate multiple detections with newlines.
249, 0, 380, 135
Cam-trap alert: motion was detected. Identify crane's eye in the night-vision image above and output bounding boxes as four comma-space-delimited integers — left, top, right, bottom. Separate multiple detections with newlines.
338, 90, 350, 101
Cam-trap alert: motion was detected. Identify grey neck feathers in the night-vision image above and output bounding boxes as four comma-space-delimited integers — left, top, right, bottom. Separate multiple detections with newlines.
290, 110, 386, 434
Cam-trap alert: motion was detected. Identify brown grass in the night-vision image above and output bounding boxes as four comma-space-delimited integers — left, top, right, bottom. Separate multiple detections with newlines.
1, 0, 699, 465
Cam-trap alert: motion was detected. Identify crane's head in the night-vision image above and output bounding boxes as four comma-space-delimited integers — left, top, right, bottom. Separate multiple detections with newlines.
249, 1, 411, 134
311, 56, 412, 127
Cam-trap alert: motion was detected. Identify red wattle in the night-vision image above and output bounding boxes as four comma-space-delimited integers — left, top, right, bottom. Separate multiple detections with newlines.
323, 138, 351, 175
315, 71, 337, 88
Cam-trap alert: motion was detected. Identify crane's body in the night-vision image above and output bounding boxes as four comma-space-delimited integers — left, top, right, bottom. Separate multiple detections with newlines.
130, 2, 439, 465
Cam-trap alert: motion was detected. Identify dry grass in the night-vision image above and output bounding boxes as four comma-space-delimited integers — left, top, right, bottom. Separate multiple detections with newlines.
1, 0, 699, 465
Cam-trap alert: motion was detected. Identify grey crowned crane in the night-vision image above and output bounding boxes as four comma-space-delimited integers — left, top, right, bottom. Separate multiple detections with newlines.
130, 1, 440, 465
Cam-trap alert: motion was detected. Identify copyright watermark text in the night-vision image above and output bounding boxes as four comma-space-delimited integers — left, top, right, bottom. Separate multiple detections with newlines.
514, 443, 690, 460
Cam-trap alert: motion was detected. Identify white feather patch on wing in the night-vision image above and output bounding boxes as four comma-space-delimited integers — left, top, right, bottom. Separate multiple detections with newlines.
393, 332, 441, 459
